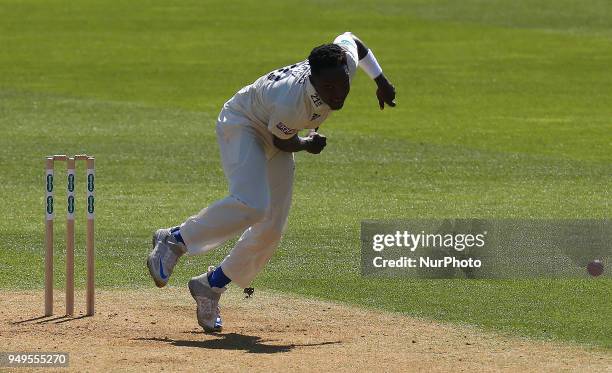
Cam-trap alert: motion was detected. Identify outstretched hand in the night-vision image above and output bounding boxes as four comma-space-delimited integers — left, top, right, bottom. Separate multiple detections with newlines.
374, 74, 396, 110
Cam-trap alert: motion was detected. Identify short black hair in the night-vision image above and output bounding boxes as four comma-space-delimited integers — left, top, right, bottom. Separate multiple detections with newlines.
308, 44, 347, 75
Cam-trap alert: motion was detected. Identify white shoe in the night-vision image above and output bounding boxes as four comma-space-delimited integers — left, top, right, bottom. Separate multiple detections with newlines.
188, 267, 225, 333
147, 228, 186, 288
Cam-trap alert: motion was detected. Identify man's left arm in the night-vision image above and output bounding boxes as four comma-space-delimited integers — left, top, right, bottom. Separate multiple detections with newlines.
345, 32, 397, 110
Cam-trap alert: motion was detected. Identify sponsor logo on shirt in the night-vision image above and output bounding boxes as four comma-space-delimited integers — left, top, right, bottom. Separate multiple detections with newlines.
310, 113, 321, 121
276, 122, 296, 135
310, 94, 323, 107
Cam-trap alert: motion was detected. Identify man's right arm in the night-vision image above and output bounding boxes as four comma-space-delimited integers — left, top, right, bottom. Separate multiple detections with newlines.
273, 133, 327, 154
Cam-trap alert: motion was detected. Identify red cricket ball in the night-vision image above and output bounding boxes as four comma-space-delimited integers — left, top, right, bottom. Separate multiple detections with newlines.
587, 260, 604, 277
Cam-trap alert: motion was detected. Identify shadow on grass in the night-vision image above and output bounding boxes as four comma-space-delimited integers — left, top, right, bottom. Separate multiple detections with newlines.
135, 333, 341, 354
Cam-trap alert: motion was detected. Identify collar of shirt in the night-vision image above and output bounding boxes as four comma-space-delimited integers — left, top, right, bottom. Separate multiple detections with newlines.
305, 76, 330, 114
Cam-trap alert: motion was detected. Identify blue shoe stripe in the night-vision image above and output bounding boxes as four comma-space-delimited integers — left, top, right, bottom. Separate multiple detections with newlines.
159, 257, 168, 280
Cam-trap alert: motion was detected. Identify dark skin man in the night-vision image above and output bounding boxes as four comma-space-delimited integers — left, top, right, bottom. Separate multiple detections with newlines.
274, 35, 396, 154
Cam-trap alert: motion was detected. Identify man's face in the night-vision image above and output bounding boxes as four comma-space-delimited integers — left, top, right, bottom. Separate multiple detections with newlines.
310, 65, 350, 110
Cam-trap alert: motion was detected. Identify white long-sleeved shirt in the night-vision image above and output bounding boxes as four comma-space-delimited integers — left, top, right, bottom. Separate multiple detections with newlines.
221, 32, 359, 147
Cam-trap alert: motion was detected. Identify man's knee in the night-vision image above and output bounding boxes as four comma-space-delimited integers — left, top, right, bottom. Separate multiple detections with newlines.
234, 197, 268, 224
263, 227, 283, 246
250, 225, 284, 247
244, 205, 267, 223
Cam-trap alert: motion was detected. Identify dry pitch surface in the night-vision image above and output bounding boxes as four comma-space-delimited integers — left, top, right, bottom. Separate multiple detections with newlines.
1, 289, 610, 372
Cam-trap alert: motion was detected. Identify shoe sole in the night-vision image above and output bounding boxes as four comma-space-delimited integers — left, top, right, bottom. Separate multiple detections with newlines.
188, 280, 222, 333
147, 233, 167, 288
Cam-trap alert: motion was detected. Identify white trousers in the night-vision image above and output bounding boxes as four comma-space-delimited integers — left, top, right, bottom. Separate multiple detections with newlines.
179, 109, 294, 288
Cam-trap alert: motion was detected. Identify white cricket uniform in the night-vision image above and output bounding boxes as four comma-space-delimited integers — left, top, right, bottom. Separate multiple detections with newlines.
180, 33, 359, 288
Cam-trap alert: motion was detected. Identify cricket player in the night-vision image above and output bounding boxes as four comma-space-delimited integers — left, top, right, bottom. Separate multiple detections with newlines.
147, 32, 396, 332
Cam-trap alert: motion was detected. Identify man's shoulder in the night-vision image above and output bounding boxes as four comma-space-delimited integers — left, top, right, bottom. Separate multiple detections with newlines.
266, 60, 311, 84
262, 62, 311, 105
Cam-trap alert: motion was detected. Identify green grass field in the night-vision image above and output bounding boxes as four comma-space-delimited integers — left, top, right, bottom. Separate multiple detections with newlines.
1, 0, 610, 349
